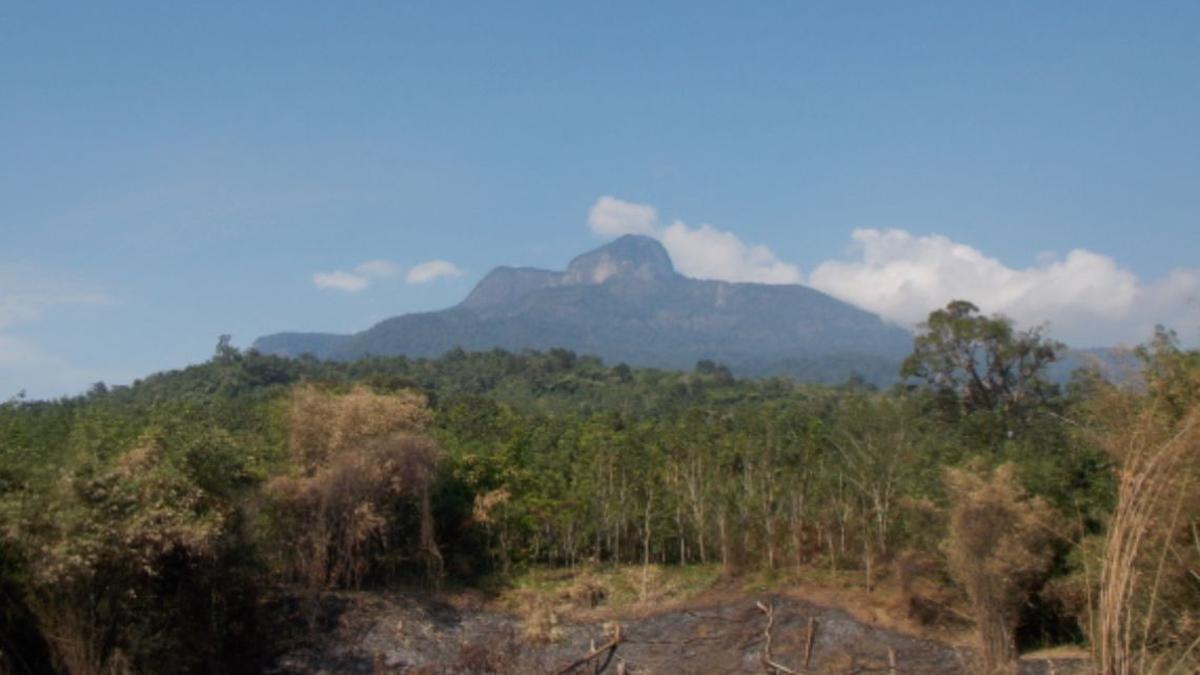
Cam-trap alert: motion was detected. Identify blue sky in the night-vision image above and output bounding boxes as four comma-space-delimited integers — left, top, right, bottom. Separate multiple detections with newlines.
3, 2, 1199, 398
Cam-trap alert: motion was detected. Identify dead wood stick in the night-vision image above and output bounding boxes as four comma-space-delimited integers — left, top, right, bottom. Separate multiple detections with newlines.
756, 601, 800, 675
803, 617, 816, 669
887, 647, 896, 675
555, 624, 624, 675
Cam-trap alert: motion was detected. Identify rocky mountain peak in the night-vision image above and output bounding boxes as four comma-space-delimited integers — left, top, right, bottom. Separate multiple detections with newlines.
564, 235, 676, 284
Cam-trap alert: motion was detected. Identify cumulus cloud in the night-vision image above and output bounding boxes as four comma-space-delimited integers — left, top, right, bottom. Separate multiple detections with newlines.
586, 196, 802, 284
313, 270, 370, 293
312, 258, 405, 292
588, 196, 660, 236
808, 229, 1200, 346
661, 221, 802, 284
354, 259, 402, 278
584, 198, 1199, 345
406, 260, 464, 285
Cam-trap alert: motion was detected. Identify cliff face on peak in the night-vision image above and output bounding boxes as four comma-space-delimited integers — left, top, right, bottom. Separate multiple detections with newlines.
563, 234, 677, 284
254, 235, 913, 384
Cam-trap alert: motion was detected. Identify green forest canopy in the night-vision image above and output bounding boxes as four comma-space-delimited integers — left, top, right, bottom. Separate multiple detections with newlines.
1, 303, 1197, 674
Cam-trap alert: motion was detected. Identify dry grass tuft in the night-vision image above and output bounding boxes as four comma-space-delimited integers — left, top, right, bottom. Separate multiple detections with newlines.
518, 593, 564, 644
1089, 388, 1200, 674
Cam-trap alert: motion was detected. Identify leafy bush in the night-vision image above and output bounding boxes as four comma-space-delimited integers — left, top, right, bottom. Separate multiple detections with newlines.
0, 436, 230, 674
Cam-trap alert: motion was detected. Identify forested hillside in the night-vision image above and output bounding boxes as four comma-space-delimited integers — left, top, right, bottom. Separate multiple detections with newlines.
2, 303, 1198, 674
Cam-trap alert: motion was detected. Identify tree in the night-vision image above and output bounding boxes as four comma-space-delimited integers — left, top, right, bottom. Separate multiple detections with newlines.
831, 396, 919, 557
901, 300, 1062, 419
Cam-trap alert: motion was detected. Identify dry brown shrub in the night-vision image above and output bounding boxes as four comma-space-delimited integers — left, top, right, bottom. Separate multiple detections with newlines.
471, 488, 511, 526
894, 548, 960, 628
1087, 386, 1200, 674
944, 463, 1057, 674
266, 385, 442, 591
519, 596, 563, 644
560, 573, 607, 609
288, 384, 432, 472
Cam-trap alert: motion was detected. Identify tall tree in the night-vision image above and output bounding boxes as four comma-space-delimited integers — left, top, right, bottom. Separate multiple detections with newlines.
901, 300, 1062, 419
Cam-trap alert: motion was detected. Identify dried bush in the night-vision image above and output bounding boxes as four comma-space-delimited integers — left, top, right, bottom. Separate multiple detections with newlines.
1085, 350, 1200, 675
288, 384, 431, 472
561, 573, 607, 609
944, 463, 1057, 674
508, 589, 564, 644
265, 385, 442, 591
895, 548, 957, 627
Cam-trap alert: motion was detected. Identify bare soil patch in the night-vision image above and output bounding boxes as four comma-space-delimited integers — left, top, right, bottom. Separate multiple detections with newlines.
267, 590, 1089, 674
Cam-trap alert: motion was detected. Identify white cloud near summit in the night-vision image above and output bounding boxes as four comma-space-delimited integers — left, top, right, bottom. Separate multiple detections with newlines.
659, 223, 803, 284
588, 196, 660, 237
586, 197, 1200, 346
810, 229, 1200, 346
587, 196, 802, 284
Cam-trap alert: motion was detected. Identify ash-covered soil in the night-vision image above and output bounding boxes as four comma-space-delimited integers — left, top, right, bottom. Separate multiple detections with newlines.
267, 592, 1088, 674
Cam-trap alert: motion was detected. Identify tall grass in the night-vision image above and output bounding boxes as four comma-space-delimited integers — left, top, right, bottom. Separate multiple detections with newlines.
1094, 402, 1200, 674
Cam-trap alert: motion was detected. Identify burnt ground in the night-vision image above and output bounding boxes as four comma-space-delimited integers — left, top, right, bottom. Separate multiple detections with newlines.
266, 592, 1090, 674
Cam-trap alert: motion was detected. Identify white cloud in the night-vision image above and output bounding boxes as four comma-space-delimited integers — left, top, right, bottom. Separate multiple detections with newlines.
313, 270, 370, 293
312, 258, 403, 292
355, 259, 402, 278
588, 196, 660, 236
584, 199, 1200, 345
661, 221, 802, 284
586, 196, 802, 284
406, 260, 464, 285
808, 229, 1200, 346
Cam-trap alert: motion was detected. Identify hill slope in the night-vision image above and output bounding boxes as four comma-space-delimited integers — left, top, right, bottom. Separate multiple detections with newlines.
254, 235, 913, 383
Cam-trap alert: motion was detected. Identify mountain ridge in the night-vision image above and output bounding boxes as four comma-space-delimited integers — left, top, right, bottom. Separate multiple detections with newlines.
254, 235, 915, 383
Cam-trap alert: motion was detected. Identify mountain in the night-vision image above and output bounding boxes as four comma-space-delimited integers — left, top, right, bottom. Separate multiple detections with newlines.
254, 235, 914, 383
